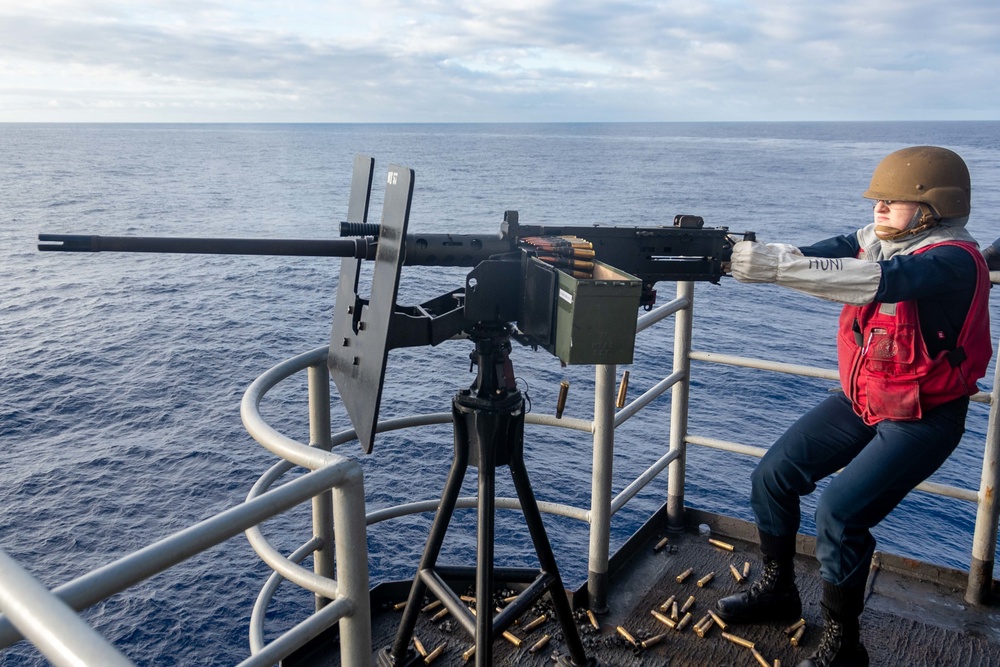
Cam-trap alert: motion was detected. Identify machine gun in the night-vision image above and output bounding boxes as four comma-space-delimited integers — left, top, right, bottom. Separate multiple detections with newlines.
39, 154, 754, 454
38, 155, 754, 667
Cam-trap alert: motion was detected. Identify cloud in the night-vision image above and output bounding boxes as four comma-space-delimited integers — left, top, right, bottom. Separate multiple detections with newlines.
0, 0, 998, 121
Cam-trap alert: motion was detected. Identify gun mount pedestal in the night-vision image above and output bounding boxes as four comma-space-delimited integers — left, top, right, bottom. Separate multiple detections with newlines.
378, 324, 595, 667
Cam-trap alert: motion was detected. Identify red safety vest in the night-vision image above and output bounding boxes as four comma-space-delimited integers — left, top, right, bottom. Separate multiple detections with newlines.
837, 241, 992, 425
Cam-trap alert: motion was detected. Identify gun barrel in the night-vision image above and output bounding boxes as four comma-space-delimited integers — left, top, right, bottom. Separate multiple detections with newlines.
38, 234, 373, 258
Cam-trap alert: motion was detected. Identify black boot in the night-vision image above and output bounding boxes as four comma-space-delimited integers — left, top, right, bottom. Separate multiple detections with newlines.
715, 556, 801, 623
797, 582, 868, 667
796, 608, 868, 666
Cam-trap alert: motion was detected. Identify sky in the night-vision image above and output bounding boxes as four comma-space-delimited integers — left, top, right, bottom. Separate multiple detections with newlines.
1, 0, 999, 123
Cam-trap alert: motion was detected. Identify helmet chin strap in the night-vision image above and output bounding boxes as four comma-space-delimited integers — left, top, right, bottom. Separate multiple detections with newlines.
875, 203, 939, 241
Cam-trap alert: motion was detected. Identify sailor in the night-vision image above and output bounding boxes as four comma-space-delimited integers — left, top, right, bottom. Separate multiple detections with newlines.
716, 146, 992, 667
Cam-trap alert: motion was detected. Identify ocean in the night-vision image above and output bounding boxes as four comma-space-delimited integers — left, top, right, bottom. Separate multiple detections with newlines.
2, 122, 999, 665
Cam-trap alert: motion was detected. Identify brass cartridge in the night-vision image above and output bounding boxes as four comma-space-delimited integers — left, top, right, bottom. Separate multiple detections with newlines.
676, 567, 694, 583
676, 612, 693, 632
743, 561, 752, 578
680, 595, 696, 613
658, 594, 676, 612
695, 613, 713, 631
721, 631, 755, 649
523, 614, 547, 633
671, 601, 679, 621
424, 643, 446, 665
751, 647, 771, 667
784, 618, 806, 635
696, 571, 715, 587
707, 609, 728, 630
528, 634, 551, 654
503, 594, 518, 603
430, 607, 450, 622
730, 563, 745, 583
393, 600, 408, 611
462, 645, 476, 662
650, 610, 677, 629
616, 370, 630, 408
654, 536, 669, 551
460, 595, 475, 603
616, 626, 638, 645
503, 631, 523, 648
586, 609, 600, 630
708, 538, 735, 551
413, 636, 428, 657
774, 660, 782, 667
640, 632, 669, 649
421, 599, 442, 613
790, 625, 806, 646
556, 381, 570, 418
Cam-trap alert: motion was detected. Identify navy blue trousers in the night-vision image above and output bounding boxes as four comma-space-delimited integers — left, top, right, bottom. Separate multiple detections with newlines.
750, 393, 968, 589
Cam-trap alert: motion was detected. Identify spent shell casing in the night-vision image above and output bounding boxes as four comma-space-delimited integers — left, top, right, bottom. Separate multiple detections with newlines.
707, 609, 728, 630
696, 613, 713, 631
503, 594, 519, 603
784, 618, 806, 635
587, 609, 600, 630
503, 631, 523, 648
640, 632, 669, 649
462, 645, 476, 662
775, 660, 782, 667
431, 607, 450, 622
413, 636, 428, 657
696, 572, 715, 587
523, 614, 547, 633
658, 594, 676, 612
676, 612, 693, 632
650, 610, 677, 629
721, 631, 755, 649
654, 536, 669, 551
680, 595, 696, 613
424, 643, 446, 665
460, 595, 475, 603
790, 625, 806, 646
393, 601, 408, 611
616, 626, 637, 646
421, 599, 442, 613
528, 634, 551, 654
708, 538, 735, 551
556, 381, 570, 419
676, 567, 694, 583
671, 601, 679, 621
751, 647, 771, 667
693, 623, 706, 638
743, 561, 752, 578
616, 370, 630, 408
730, 563, 745, 583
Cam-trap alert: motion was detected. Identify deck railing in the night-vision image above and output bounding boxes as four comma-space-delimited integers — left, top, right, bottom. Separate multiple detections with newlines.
1, 279, 998, 667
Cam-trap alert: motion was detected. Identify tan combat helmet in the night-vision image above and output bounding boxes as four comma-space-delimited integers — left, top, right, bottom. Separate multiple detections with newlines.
863, 145, 971, 219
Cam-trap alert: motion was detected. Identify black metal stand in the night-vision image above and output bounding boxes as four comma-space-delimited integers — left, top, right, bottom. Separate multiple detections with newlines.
378, 324, 594, 667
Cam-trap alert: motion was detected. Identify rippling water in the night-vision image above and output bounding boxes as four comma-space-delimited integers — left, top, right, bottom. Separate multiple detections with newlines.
2, 122, 999, 665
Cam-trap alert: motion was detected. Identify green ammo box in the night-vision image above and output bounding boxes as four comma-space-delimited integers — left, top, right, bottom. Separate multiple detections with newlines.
522, 257, 642, 366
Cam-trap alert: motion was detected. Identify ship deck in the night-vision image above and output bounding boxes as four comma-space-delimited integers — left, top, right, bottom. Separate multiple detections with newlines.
287, 507, 1000, 667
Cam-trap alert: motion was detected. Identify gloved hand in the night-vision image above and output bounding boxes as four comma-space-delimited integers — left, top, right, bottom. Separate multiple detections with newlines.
730, 240, 881, 305
730, 241, 803, 283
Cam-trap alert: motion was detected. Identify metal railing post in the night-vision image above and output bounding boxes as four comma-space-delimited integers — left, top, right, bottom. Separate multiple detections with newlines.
308, 363, 335, 611
588, 364, 617, 612
967, 340, 1000, 605
667, 281, 694, 530
333, 465, 372, 667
